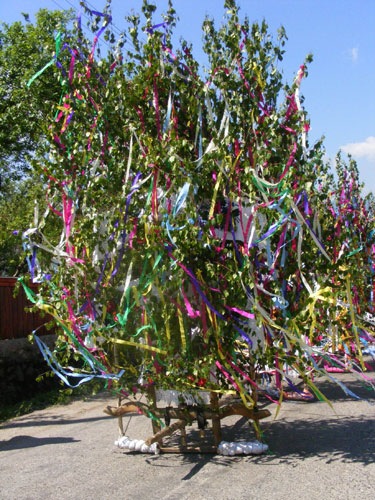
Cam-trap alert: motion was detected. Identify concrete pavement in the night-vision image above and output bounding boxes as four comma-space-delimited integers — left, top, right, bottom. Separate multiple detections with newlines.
1, 375, 375, 500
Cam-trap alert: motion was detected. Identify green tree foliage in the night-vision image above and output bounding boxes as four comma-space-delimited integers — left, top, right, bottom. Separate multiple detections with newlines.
0, 180, 41, 275
0, 9, 75, 275
0, 8, 74, 184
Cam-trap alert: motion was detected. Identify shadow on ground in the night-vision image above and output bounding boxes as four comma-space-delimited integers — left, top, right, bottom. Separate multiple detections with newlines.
0, 435, 80, 451
312, 374, 375, 403
138, 412, 375, 477
0, 414, 110, 430
138, 375, 375, 473
260, 414, 375, 465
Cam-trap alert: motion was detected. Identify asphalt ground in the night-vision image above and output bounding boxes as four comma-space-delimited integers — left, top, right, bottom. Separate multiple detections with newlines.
1, 373, 375, 500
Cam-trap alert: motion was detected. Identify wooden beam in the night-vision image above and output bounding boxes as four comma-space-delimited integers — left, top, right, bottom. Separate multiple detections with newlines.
145, 419, 186, 446
219, 403, 270, 421
104, 401, 271, 422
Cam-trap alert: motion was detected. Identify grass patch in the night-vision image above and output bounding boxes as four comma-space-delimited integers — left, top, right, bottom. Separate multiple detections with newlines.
0, 379, 107, 424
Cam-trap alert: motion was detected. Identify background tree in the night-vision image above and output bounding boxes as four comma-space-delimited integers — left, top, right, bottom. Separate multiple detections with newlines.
0, 9, 75, 275
0, 8, 74, 187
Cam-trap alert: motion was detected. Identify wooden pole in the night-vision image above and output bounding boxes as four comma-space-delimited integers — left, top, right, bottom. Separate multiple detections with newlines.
117, 395, 125, 437
180, 424, 187, 447
210, 392, 222, 447
113, 344, 124, 437
147, 385, 162, 439
249, 361, 261, 441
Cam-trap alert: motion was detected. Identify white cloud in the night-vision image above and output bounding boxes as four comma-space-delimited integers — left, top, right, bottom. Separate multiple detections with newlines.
341, 136, 375, 161
349, 47, 358, 63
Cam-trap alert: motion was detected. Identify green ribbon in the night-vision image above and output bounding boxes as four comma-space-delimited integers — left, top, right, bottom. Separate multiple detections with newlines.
27, 31, 61, 87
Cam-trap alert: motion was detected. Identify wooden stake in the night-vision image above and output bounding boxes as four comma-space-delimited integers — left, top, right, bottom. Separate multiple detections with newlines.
210, 392, 222, 447
145, 419, 186, 446
147, 386, 162, 438
180, 425, 187, 447
113, 345, 125, 437
117, 396, 124, 437
249, 362, 261, 441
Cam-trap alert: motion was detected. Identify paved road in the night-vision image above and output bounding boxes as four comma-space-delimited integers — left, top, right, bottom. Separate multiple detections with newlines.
1, 375, 375, 500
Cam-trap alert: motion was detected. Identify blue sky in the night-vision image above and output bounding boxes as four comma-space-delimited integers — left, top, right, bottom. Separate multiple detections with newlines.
1, 0, 374, 192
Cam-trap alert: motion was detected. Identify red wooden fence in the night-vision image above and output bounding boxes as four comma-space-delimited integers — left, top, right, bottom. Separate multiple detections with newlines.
0, 278, 53, 340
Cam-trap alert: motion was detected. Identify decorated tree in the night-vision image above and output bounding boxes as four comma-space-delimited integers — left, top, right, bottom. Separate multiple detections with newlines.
20, 0, 375, 453
0, 9, 76, 275
310, 153, 375, 369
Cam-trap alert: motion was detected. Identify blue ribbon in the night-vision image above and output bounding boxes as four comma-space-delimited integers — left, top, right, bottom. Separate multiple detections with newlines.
34, 334, 124, 388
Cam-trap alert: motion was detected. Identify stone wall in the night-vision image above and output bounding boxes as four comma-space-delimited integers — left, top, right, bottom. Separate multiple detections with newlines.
0, 335, 59, 404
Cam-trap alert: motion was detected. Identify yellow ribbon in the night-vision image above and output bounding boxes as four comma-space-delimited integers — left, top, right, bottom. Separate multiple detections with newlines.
177, 296, 187, 352
108, 337, 167, 355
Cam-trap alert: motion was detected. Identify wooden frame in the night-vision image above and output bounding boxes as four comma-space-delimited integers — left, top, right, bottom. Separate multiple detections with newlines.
104, 391, 271, 454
